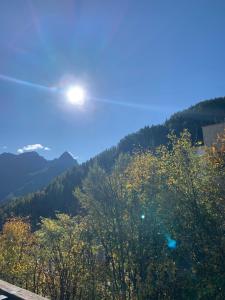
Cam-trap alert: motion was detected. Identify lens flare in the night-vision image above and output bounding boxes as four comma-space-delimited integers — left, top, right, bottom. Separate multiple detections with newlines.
166, 235, 177, 249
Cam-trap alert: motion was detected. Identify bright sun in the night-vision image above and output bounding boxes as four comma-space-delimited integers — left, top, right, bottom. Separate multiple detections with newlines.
66, 86, 86, 106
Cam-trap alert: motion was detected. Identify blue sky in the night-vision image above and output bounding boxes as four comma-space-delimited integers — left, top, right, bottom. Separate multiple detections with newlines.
1, 0, 225, 161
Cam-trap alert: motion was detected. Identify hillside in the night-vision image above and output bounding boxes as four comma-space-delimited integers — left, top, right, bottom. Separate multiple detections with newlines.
0, 151, 77, 202
1, 97, 225, 227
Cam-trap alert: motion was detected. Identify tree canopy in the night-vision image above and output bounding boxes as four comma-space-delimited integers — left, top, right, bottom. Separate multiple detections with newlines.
0, 131, 225, 299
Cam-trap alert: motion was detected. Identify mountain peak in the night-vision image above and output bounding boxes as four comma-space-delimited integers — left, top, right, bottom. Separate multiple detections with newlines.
0, 150, 77, 202
59, 151, 74, 160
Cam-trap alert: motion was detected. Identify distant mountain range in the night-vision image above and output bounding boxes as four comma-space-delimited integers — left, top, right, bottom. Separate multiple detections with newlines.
0, 96, 225, 227
0, 151, 77, 202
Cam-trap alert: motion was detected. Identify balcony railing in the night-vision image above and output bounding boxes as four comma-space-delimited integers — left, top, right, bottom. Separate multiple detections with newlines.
0, 280, 48, 300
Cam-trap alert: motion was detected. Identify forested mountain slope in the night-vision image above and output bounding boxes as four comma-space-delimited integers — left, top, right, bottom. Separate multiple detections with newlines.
0, 97, 225, 227
0, 151, 77, 202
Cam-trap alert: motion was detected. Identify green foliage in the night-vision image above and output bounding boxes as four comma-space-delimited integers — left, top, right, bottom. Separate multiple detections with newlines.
75, 131, 225, 299
36, 214, 100, 299
0, 218, 37, 291
0, 131, 225, 299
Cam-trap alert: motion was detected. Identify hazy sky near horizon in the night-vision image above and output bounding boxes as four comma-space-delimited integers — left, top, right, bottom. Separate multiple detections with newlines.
1, 0, 225, 161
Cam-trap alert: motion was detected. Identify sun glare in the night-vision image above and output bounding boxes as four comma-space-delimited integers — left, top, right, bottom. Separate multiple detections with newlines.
66, 86, 86, 106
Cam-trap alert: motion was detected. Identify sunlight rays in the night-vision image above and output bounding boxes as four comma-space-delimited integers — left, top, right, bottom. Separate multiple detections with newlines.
0, 73, 165, 112
0, 74, 56, 93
